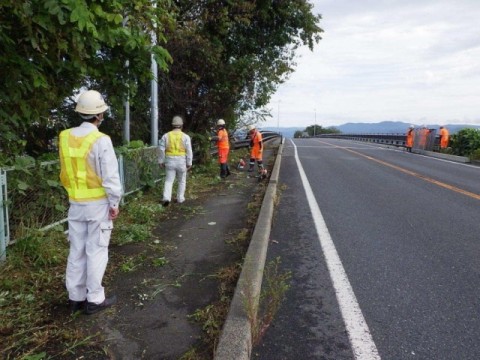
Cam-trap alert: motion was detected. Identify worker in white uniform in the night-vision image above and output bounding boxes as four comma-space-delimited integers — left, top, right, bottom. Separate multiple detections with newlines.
59, 90, 122, 315
158, 116, 193, 207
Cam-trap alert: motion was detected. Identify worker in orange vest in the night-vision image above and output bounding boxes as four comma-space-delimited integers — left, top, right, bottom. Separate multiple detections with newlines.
406, 125, 414, 152
212, 119, 230, 178
439, 126, 450, 149
248, 124, 265, 175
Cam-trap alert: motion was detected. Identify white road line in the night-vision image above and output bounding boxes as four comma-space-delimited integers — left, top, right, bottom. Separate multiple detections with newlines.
291, 140, 381, 360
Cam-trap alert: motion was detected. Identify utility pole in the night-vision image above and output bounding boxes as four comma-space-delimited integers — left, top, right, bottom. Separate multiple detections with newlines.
277, 100, 281, 133
150, 1, 159, 146
122, 16, 130, 144
314, 108, 317, 137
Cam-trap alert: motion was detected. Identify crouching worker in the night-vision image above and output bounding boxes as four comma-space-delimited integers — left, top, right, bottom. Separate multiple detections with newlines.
158, 115, 193, 206
59, 90, 122, 315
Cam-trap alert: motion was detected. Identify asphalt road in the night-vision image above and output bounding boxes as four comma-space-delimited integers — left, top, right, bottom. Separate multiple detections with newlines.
254, 138, 480, 360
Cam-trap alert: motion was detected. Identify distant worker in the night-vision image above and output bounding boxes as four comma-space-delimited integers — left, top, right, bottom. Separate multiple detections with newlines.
406, 125, 414, 152
248, 124, 265, 175
59, 90, 122, 315
211, 119, 231, 178
418, 125, 431, 150
439, 126, 450, 149
158, 116, 193, 206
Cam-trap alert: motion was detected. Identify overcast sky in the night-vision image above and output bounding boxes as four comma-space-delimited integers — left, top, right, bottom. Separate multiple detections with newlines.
262, 0, 480, 129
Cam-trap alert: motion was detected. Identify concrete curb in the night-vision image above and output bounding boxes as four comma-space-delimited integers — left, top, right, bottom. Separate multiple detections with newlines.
411, 149, 470, 163
214, 139, 285, 360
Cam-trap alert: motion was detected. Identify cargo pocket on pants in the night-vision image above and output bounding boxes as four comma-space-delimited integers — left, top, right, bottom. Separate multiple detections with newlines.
99, 221, 113, 247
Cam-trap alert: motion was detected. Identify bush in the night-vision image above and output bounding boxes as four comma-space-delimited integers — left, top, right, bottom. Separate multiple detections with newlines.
450, 128, 480, 157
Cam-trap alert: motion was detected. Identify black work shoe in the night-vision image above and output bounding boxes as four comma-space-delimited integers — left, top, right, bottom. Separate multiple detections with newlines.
69, 300, 86, 314
85, 295, 117, 315
162, 200, 170, 207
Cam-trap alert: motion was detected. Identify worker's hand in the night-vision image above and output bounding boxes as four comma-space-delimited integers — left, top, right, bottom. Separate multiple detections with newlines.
160, 163, 165, 168
187, 165, 192, 171
109, 207, 120, 220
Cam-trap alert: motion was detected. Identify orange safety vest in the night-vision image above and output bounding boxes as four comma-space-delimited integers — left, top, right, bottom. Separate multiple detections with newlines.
406, 129, 414, 147
440, 128, 449, 148
250, 130, 262, 150
59, 129, 107, 202
165, 131, 186, 156
217, 128, 230, 150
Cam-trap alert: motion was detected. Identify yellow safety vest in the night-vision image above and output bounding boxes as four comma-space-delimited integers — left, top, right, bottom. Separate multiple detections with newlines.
59, 129, 108, 202
165, 131, 186, 156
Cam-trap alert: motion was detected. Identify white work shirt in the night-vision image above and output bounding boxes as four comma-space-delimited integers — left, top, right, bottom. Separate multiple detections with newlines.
68, 122, 123, 209
158, 129, 193, 166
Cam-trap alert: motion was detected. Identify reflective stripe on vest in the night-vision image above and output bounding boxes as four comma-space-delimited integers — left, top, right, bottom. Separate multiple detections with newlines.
166, 131, 186, 156
59, 129, 107, 202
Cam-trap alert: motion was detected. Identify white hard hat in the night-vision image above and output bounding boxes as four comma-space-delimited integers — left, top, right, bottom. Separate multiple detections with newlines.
75, 90, 109, 115
217, 119, 225, 126
172, 116, 183, 126
409, 125, 414, 129
248, 124, 256, 131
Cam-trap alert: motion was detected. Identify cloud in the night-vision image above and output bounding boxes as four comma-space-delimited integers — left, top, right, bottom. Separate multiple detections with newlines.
263, 0, 480, 129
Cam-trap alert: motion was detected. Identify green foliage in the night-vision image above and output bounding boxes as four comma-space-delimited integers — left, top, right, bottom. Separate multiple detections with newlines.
152, 256, 169, 267
119, 146, 162, 191
159, 0, 323, 134
305, 124, 341, 136
7, 158, 68, 239
191, 131, 213, 165
12, 229, 66, 268
293, 130, 306, 138
1, 1, 322, 162
450, 128, 480, 157
0, 0, 174, 157
247, 257, 291, 346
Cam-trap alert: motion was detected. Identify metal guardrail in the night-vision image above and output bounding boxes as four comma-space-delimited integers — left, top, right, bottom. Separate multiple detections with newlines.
231, 130, 282, 150
317, 131, 441, 151
317, 133, 407, 146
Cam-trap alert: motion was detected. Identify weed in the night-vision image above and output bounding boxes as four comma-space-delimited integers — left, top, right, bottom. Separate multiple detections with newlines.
152, 256, 169, 267
244, 257, 291, 346
186, 263, 241, 358
0, 146, 274, 358
226, 228, 250, 255
120, 258, 138, 272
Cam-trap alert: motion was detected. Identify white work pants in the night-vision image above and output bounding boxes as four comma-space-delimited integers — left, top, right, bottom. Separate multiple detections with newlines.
163, 156, 187, 203
66, 203, 113, 304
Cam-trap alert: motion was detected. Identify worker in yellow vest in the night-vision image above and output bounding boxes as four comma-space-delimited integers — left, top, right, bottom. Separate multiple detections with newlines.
59, 90, 122, 315
211, 119, 231, 178
158, 116, 193, 206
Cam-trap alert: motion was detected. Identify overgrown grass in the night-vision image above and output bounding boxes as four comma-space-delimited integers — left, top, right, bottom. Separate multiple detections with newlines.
246, 257, 291, 346
0, 146, 273, 359
0, 153, 221, 359
184, 263, 242, 360
183, 166, 267, 358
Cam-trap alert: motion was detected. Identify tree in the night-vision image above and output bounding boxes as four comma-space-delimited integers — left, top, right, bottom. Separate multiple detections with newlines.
305, 124, 340, 136
0, 0, 174, 160
450, 128, 480, 157
158, 0, 323, 134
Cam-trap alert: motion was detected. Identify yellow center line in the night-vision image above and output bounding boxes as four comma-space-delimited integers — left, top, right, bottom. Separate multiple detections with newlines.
316, 139, 480, 201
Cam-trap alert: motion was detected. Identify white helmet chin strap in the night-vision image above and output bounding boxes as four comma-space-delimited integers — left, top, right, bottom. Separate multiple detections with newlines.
93, 114, 104, 127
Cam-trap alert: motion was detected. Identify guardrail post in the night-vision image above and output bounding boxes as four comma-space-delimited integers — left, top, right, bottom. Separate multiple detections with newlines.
0, 169, 9, 262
